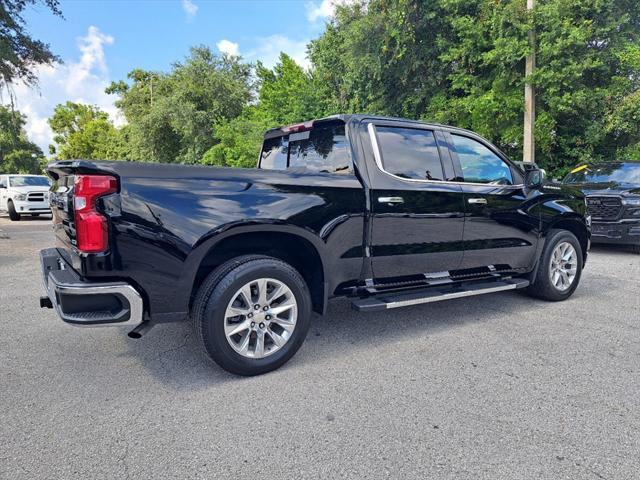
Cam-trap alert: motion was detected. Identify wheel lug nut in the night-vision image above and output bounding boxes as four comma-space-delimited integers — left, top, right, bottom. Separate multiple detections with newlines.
259, 322, 265, 329
248, 313, 253, 318
250, 321, 255, 328
263, 306, 268, 311
265, 315, 271, 320
254, 305, 260, 310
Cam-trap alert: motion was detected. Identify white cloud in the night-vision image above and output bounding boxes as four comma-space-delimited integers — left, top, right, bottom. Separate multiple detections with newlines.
306, 0, 360, 22
182, 0, 198, 20
217, 39, 239, 57
11, 26, 121, 154
245, 35, 311, 70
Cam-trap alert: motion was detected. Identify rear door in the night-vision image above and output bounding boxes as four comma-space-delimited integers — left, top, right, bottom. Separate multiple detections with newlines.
366, 120, 465, 280
445, 131, 539, 271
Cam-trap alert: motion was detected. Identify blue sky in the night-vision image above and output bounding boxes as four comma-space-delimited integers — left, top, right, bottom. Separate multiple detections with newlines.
17, 0, 342, 151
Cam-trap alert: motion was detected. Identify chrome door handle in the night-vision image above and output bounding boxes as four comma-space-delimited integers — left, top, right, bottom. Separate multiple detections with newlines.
467, 198, 488, 205
378, 196, 404, 204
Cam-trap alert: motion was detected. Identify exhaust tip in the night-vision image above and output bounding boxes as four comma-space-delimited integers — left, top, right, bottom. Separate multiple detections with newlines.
128, 322, 152, 339
40, 296, 53, 309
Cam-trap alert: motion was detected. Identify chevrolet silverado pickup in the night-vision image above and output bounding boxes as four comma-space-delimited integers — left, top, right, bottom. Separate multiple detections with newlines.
563, 162, 640, 254
40, 115, 590, 375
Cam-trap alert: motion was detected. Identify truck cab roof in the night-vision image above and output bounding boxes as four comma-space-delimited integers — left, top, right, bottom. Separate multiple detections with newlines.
264, 114, 480, 140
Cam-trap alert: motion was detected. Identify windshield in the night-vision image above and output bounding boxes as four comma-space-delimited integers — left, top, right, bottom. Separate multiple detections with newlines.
8, 176, 51, 187
563, 163, 640, 186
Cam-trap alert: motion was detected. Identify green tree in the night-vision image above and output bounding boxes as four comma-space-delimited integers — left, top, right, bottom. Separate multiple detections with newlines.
106, 46, 252, 164
256, 53, 326, 125
48, 101, 123, 160
203, 107, 272, 168
310, 0, 449, 118
0, 0, 62, 90
0, 105, 43, 173
206, 53, 326, 168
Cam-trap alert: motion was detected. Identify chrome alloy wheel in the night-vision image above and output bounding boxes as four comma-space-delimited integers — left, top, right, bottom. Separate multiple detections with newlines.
224, 278, 298, 359
549, 241, 578, 291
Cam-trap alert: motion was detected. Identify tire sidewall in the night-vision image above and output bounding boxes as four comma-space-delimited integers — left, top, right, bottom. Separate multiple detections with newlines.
8, 201, 20, 221
539, 230, 583, 300
201, 260, 311, 375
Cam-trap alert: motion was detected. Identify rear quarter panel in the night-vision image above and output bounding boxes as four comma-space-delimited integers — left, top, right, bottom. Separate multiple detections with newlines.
71, 162, 366, 320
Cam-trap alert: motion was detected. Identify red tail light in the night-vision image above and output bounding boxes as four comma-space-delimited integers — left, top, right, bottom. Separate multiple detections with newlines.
73, 175, 118, 253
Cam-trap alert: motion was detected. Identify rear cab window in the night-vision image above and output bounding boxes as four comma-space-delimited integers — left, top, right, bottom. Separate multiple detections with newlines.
259, 120, 353, 174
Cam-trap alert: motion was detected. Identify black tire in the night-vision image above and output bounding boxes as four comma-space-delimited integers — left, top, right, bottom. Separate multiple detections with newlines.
632, 244, 640, 255
192, 255, 312, 376
526, 229, 583, 301
7, 201, 20, 221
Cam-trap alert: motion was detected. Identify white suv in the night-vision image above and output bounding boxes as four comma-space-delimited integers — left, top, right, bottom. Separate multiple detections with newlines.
0, 174, 52, 221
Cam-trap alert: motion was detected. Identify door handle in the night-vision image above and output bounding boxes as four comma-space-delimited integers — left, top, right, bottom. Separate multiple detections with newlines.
467, 198, 488, 205
378, 196, 404, 204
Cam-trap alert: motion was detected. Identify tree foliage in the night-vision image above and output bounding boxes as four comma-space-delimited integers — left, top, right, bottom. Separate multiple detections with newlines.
310, 0, 640, 175
206, 52, 326, 168
105, 46, 252, 164
48, 101, 123, 160
0, 0, 62, 90
0, 104, 43, 173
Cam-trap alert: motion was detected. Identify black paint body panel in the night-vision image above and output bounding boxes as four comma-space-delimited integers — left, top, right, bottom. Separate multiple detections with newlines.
46, 115, 590, 322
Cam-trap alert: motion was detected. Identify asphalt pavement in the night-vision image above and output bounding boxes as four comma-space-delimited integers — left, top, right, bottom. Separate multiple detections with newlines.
1, 215, 639, 479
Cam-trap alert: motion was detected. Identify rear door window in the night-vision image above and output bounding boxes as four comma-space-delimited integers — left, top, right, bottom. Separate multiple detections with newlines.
375, 126, 444, 181
260, 122, 352, 174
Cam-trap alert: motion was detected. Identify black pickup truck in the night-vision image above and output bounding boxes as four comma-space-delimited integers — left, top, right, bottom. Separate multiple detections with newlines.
40, 115, 590, 375
563, 162, 640, 254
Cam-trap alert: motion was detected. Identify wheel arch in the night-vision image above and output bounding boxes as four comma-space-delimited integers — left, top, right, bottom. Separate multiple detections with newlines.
546, 215, 589, 262
187, 225, 328, 316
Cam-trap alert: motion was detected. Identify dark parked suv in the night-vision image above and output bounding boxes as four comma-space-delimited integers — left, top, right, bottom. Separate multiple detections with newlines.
563, 162, 640, 254
40, 115, 590, 375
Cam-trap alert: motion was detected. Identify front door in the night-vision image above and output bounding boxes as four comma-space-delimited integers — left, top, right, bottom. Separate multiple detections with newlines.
444, 132, 539, 271
365, 121, 465, 280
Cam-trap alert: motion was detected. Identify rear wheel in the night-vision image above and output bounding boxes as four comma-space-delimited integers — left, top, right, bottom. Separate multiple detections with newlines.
7, 201, 20, 221
526, 229, 583, 301
192, 255, 312, 376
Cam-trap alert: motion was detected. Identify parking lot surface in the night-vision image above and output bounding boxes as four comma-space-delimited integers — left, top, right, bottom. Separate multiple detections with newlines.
1, 216, 639, 479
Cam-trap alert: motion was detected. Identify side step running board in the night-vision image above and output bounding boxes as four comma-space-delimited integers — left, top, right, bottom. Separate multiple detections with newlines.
351, 278, 530, 312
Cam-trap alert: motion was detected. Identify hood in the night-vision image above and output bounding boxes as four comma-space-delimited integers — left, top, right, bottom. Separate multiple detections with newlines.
9, 185, 51, 193
567, 182, 640, 197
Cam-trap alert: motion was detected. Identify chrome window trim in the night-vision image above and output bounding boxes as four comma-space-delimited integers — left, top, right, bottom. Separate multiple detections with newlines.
367, 122, 524, 188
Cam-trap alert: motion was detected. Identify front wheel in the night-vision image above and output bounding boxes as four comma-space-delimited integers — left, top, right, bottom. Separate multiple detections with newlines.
8, 201, 20, 221
192, 255, 312, 376
526, 229, 583, 301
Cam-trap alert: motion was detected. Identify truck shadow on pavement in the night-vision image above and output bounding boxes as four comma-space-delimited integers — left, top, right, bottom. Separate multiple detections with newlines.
119, 276, 615, 388
589, 243, 639, 256
0, 214, 53, 222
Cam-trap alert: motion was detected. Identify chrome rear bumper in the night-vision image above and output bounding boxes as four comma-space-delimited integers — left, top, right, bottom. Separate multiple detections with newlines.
40, 248, 143, 327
